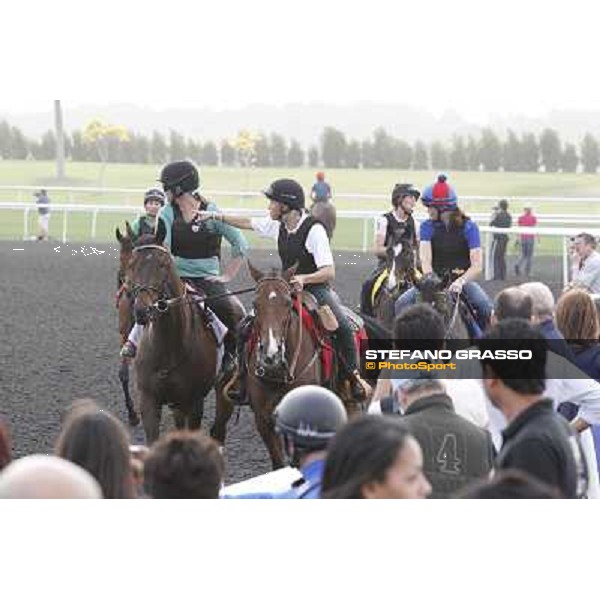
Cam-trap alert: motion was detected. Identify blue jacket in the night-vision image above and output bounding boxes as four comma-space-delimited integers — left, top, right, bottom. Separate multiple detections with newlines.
272, 459, 325, 499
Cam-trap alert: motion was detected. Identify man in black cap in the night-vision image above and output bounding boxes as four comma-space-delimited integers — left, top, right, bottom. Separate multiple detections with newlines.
198, 178, 371, 402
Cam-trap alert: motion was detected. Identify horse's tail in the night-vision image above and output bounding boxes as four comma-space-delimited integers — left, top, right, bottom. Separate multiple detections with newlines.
359, 313, 391, 341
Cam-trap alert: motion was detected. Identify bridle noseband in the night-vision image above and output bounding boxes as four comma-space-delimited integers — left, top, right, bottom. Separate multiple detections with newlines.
126, 245, 188, 320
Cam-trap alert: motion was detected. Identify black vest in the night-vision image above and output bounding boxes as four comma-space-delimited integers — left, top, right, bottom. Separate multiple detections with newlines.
278, 216, 320, 275
431, 221, 471, 274
138, 216, 156, 237
171, 204, 222, 260
383, 212, 416, 247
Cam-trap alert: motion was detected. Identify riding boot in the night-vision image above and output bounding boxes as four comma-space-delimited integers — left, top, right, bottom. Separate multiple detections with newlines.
232, 315, 254, 406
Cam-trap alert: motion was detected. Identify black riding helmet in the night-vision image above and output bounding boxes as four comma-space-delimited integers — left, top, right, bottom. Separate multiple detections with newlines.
144, 188, 166, 206
274, 385, 347, 454
263, 179, 305, 211
392, 183, 420, 208
159, 160, 200, 198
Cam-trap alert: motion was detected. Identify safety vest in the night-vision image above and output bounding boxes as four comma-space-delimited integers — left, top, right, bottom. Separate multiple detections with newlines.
278, 216, 320, 275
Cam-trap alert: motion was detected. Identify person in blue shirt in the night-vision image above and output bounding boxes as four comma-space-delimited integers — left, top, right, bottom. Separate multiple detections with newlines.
310, 172, 332, 203
221, 386, 347, 499
272, 385, 348, 499
394, 174, 492, 335
35, 189, 51, 241
120, 161, 248, 378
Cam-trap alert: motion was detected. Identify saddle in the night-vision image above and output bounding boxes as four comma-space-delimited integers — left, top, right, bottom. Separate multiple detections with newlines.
183, 282, 228, 346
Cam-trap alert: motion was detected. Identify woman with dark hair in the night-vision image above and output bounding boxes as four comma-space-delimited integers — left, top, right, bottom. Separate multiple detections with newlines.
0, 418, 12, 472
321, 416, 431, 499
55, 400, 135, 499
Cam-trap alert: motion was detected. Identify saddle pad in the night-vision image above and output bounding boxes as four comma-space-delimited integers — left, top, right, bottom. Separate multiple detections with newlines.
370, 268, 390, 306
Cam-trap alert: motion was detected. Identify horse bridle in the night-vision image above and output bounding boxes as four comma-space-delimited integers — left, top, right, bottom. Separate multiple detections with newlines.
126, 245, 188, 319
252, 277, 316, 384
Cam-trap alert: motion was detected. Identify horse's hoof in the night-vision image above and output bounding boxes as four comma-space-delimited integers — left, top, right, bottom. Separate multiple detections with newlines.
128, 412, 141, 427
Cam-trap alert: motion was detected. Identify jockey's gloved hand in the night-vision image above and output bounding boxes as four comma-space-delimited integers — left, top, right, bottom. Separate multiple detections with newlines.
449, 278, 465, 294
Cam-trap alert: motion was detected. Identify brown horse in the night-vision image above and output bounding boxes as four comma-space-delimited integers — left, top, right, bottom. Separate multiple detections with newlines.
372, 241, 418, 331
123, 229, 220, 444
115, 221, 140, 426
211, 263, 365, 469
310, 201, 337, 240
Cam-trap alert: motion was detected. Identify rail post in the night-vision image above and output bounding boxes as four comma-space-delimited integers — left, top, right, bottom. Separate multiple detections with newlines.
62, 209, 68, 244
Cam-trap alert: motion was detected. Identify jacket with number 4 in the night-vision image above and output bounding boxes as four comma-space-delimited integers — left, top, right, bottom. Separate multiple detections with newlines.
400, 393, 495, 498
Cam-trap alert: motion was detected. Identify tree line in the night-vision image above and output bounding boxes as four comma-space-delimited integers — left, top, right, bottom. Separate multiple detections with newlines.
1, 119, 599, 173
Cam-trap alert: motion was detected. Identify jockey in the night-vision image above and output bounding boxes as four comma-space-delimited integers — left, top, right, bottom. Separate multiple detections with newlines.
197, 178, 371, 402
121, 160, 248, 378
272, 385, 347, 499
130, 188, 165, 237
394, 174, 493, 335
360, 183, 420, 316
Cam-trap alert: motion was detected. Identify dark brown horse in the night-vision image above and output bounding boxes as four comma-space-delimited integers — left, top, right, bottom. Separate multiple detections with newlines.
123, 229, 220, 444
211, 263, 366, 469
310, 201, 337, 240
115, 221, 140, 426
372, 241, 418, 331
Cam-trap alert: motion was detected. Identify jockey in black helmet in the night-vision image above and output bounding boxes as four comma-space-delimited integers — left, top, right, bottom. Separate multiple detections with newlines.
360, 183, 421, 316
121, 160, 248, 381
130, 188, 166, 238
196, 178, 372, 403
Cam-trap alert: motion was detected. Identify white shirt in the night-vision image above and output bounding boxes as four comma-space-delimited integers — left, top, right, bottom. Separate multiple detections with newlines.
571, 250, 600, 294
251, 213, 334, 269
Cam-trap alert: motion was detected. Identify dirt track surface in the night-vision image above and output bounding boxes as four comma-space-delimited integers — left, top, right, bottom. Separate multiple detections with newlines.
0, 240, 564, 483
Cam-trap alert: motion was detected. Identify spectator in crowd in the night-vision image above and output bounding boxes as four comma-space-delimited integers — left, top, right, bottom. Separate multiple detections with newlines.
0, 418, 12, 472
370, 304, 490, 428
491, 287, 532, 323
395, 369, 495, 498
478, 319, 585, 498
143, 430, 224, 499
519, 282, 575, 362
458, 469, 562, 499
515, 204, 537, 277
310, 171, 332, 203
321, 415, 432, 499
593, 294, 600, 331
271, 386, 347, 499
55, 400, 135, 499
0, 455, 102, 499
490, 199, 512, 280
34, 189, 51, 241
556, 290, 600, 381
566, 233, 600, 294
556, 289, 600, 471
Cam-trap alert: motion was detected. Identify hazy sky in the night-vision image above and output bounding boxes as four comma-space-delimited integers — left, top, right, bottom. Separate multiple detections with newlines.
3, 0, 599, 123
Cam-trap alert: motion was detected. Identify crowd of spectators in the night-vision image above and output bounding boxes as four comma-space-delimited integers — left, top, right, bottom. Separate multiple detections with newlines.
2, 281, 600, 500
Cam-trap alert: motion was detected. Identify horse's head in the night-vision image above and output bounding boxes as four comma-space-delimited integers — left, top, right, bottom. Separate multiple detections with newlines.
248, 261, 297, 380
385, 242, 414, 291
416, 272, 444, 304
124, 228, 180, 325
116, 222, 137, 282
